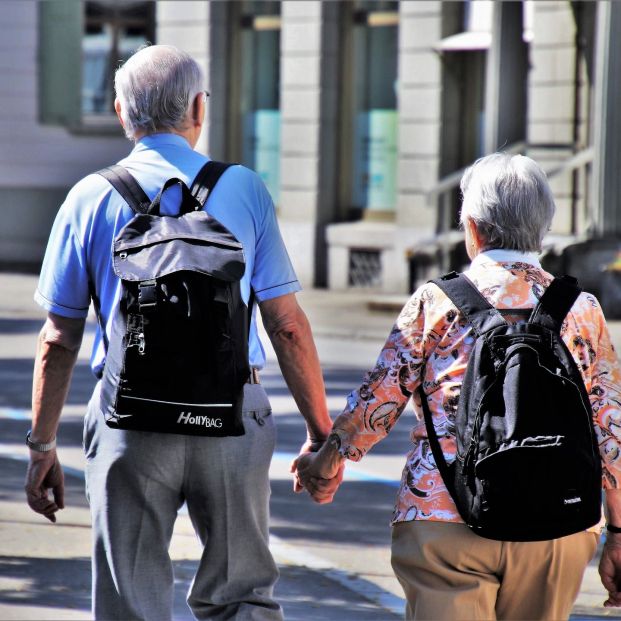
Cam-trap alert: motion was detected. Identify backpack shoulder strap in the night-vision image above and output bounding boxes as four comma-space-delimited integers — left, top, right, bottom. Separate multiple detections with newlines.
431, 272, 507, 336
97, 165, 151, 215
191, 161, 234, 206
528, 276, 582, 332
418, 385, 455, 496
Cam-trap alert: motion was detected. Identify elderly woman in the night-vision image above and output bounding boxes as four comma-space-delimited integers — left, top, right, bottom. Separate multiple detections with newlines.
296, 153, 621, 620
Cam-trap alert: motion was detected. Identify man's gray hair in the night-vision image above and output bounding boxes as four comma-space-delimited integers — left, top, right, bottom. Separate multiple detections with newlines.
114, 45, 203, 140
459, 153, 556, 253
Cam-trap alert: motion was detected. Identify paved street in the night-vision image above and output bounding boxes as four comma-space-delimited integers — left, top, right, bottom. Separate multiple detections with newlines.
0, 272, 618, 619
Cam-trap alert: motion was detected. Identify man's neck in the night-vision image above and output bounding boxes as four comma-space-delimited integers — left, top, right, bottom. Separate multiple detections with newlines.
133, 129, 194, 148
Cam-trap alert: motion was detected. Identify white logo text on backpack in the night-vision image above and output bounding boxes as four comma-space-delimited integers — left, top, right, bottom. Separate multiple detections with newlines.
177, 411, 223, 428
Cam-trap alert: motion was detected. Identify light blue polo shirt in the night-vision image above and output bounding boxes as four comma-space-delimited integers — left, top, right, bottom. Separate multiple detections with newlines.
35, 133, 301, 375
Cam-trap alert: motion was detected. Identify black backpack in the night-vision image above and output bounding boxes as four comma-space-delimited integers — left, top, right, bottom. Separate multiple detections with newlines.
93, 161, 251, 437
420, 272, 601, 541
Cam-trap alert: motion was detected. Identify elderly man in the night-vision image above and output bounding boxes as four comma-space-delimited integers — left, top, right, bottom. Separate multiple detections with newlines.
25, 45, 333, 620
297, 153, 621, 620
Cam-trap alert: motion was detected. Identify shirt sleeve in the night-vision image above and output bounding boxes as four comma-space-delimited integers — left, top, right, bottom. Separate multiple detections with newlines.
250, 178, 301, 302
331, 285, 431, 461
34, 190, 91, 319
588, 304, 621, 488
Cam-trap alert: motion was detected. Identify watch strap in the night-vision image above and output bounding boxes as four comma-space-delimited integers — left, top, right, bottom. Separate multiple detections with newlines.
26, 430, 56, 452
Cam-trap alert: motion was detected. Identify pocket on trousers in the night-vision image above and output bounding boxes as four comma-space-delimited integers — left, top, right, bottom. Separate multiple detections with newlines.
247, 408, 273, 428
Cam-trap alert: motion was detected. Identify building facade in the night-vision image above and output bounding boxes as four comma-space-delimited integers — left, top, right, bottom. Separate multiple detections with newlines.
2, 1, 620, 296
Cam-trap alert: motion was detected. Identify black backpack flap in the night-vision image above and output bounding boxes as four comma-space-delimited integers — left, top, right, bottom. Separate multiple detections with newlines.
113, 210, 245, 282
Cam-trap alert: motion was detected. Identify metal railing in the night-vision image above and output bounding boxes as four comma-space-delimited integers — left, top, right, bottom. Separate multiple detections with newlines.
419, 143, 595, 274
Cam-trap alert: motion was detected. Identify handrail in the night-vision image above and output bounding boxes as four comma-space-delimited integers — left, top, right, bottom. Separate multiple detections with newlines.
426, 141, 527, 204
543, 146, 594, 178
427, 143, 593, 205
413, 143, 595, 277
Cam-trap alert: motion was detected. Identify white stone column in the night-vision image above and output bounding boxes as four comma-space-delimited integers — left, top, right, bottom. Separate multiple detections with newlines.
592, 1, 621, 236
527, 1, 577, 233
393, 1, 444, 291
279, 1, 339, 287
156, 2, 210, 155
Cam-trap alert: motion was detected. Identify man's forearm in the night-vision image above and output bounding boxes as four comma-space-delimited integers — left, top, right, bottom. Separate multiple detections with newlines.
31, 326, 82, 442
267, 307, 333, 442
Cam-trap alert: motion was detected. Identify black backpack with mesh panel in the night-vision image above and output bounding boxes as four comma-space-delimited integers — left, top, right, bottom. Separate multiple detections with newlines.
93, 162, 252, 437
420, 271, 601, 541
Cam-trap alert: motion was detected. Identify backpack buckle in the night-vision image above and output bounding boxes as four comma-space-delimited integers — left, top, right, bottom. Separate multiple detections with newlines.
138, 279, 158, 312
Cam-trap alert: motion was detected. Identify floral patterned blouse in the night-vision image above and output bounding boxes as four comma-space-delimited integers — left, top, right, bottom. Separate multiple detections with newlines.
332, 250, 621, 525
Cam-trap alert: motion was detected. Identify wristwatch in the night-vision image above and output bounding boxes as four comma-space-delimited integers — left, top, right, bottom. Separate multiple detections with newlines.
26, 430, 56, 452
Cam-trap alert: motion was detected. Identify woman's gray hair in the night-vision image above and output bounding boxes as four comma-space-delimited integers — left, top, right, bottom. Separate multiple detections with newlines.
459, 153, 556, 252
114, 45, 203, 140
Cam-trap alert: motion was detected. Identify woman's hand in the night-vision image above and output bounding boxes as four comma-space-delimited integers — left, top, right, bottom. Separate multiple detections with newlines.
291, 436, 345, 503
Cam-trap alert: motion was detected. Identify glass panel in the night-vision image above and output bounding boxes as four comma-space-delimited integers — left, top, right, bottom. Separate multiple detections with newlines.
349, 1, 399, 212
238, 2, 281, 204
82, 1, 154, 116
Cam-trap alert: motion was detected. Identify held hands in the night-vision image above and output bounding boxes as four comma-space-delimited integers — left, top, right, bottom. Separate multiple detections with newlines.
24, 450, 64, 523
600, 533, 621, 607
290, 435, 345, 504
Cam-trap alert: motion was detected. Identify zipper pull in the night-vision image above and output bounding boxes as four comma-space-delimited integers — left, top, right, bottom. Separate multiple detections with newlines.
138, 333, 146, 355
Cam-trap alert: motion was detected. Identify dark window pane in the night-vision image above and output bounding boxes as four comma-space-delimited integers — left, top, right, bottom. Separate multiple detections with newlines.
82, 1, 155, 116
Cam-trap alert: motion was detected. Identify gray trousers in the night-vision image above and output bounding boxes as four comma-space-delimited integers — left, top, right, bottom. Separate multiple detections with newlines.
83, 382, 283, 621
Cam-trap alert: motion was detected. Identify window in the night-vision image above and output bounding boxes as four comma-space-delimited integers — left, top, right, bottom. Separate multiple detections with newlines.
39, 0, 155, 131
82, 2, 155, 118
341, 1, 399, 217
230, 1, 281, 204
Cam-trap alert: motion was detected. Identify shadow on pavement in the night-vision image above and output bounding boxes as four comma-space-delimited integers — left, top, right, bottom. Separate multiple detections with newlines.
0, 359, 97, 409
0, 455, 88, 509
173, 560, 401, 621
0, 556, 91, 612
0, 318, 46, 335
270, 479, 395, 548
0, 418, 89, 458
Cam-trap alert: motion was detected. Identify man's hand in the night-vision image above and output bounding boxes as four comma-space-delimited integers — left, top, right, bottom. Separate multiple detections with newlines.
25, 450, 64, 523
600, 532, 621, 607
290, 436, 328, 492
294, 451, 344, 504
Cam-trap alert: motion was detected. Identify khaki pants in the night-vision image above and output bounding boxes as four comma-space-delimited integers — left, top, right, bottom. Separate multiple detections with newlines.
391, 520, 598, 621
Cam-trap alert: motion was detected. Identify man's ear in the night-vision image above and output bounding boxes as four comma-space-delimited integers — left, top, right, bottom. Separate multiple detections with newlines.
192, 92, 205, 127
114, 98, 125, 128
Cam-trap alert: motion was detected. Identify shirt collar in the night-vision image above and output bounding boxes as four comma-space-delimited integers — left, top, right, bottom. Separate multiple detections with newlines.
133, 133, 192, 151
470, 249, 542, 270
